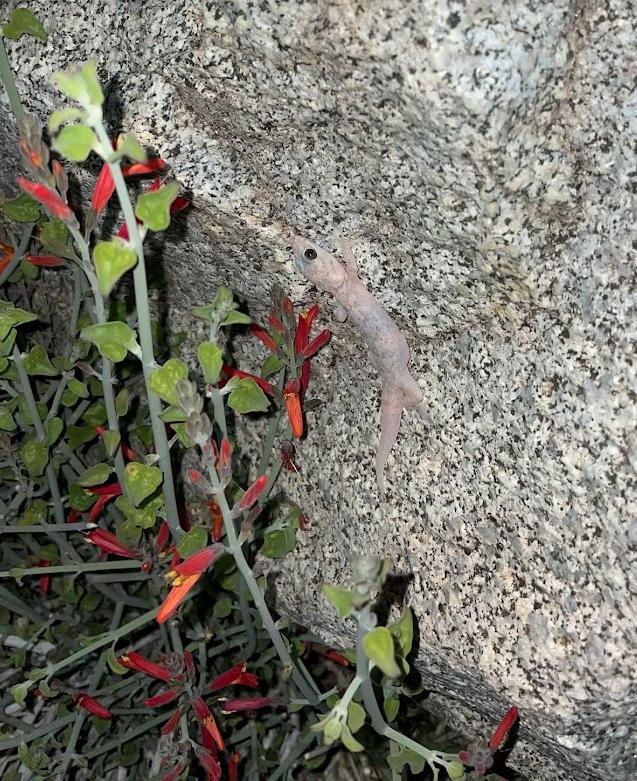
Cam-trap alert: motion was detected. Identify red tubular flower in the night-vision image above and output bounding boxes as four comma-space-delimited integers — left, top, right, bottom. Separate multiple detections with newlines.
73, 693, 112, 719
25, 255, 64, 267
194, 744, 222, 781
87, 481, 122, 497
221, 365, 275, 395
239, 475, 268, 510
283, 379, 303, 438
85, 528, 141, 559
67, 509, 80, 523
160, 707, 182, 735
489, 706, 518, 750
144, 688, 181, 708
191, 695, 224, 751
156, 573, 201, 624
268, 312, 286, 334
121, 158, 166, 177
249, 324, 277, 353
17, 177, 74, 222
220, 696, 272, 713
183, 650, 196, 682
170, 545, 224, 578
207, 663, 258, 692
316, 647, 350, 666
300, 329, 330, 360
90, 164, 115, 215
118, 651, 172, 682
0, 240, 15, 274
36, 560, 51, 595
156, 520, 170, 553
229, 753, 241, 781
208, 500, 224, 542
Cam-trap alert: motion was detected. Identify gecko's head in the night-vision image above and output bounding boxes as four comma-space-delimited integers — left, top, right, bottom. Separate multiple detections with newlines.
290, 235, 345, 292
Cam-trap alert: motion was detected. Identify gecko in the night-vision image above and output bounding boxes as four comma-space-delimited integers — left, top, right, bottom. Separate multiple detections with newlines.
290, 235, 423, 497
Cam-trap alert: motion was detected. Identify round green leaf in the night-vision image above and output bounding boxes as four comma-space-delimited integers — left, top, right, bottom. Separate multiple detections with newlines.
116, 518, 142, 547
227, 378, 270, 414
362, 627, 401, 679
261, 354, 284, 378
221, 310, 252, 326
93, 239, 137, 296
135, 181, 180, 231
77, 462, 111, 487
197, 341, 222, 385
22, 345, 58, 376
262, 527, 297, 558
340, 724, 364, 752
383, 696, 400, 722
2, 192, 39, 222
81, 321, 141, 362
52, 124, 96, 162
389, 608, 414, 657
68, 377, 89, 398
124, 462, 162, 508
0, 301, 37, 340
448, 761, 466, 779
175, 526, 208, 559
115, 388, 129, 416
45, 416, 64, 446
118, 133, 147, 162
323, 716, 343, 745
54, 61, 104, 108
3, 8, 47, 40
148, 358, 188, 406
322, 584, 353, 619
20, 441, 49, 478
102, 430, 121, 458
213, 595, 233, 618
347, 701, 366, 734
68, 483, 96, 511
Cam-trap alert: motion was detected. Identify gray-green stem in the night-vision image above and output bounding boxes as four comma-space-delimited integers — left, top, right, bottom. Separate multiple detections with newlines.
0, 36, 24, 124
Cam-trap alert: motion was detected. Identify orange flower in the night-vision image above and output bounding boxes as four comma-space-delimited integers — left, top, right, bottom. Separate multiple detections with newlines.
191, 695, 225, 751
0, 240, 15, 274
156, 572, 201, 624
283, 379, 303, 438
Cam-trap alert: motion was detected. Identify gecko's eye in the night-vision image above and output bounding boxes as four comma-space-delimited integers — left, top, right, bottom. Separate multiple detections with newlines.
303, 248, 317, 260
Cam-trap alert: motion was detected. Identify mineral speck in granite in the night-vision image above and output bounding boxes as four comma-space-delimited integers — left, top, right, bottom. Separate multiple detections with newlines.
1, 1, 635, 779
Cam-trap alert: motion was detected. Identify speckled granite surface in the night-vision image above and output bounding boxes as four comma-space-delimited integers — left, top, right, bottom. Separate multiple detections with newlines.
1, 1, 635, 779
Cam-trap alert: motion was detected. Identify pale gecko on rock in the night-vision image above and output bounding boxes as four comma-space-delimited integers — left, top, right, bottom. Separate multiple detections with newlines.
290, 235, 423, 498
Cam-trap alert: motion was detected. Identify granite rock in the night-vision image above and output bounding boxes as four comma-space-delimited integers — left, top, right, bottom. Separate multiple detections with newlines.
1, 1, 635, 779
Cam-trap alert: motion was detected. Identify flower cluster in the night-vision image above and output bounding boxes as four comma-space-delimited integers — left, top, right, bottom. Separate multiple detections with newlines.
116, 650, 270, 780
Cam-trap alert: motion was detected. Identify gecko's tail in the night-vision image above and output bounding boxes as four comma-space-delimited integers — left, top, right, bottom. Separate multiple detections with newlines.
376, 385, 404, 500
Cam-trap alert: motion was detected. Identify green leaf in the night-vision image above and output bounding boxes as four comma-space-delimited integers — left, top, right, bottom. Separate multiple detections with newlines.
45, 416, 63, 446
362, 627, 401, 679
346, 701, 366, 734
175, 526, 208, 559
0, 301, 37, 341
114, 495, 161, 529
221, 310, 251, 326
77, 463, 111, 487
0, 402, 15, 431
39, 218, 76, 260
170, 422, 195, 448
124, 462, 162, 507
81, 321, 140, 362
261, 354, 284, 378
54, 61, 104, 108
261, 527, 297, 558
118, 133, 147, 162
48, 108, 85, 133
387, 748, 426, 775
116, 518, 142, 547
67, 425, 97, 449
37, 543, 59, 562
115, 388, 129, 416
82, 400, 107, 427
389, 608, 414, 657
213, 595, 233, 618
68, 377, 89, 398
68, 483, 96, 511
340, 724, 364, 752
2, 192, 39, 222
323, 716, 343, 745
148, 358, 188, 406
447, 762, 466, 779
197, 341, 222, 385
383, 696, 400, 722
3, 8, 47, 40
322, 584, 352, 619
102, 430, 121, 458
22, 345, 58, 376
134, 181, 180, 231
20, 441, 48, 478
52, 124, 96, 162
106, 644, 128, 675
0, 328, 16, 357
93, 239, 137, 296
227, 378, 269, 414
10, 680, 32, 705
